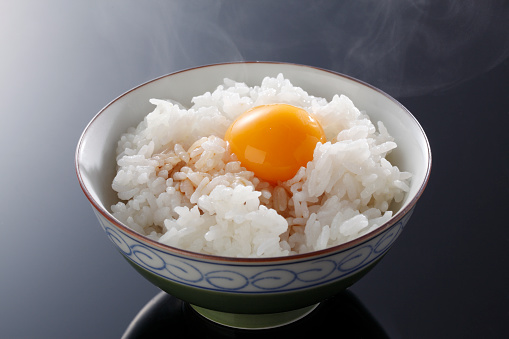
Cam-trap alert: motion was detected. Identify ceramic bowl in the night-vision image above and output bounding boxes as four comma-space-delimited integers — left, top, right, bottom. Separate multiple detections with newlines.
76, 62, 431, 329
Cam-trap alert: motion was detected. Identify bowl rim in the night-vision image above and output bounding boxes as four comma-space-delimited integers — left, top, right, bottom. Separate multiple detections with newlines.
75, 61, 431, 263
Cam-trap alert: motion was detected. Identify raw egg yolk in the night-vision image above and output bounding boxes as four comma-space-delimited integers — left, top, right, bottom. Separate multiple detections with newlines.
225, 104, 326, 183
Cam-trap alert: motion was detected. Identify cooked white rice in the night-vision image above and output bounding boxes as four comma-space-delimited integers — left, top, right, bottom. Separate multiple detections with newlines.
111, 74, 411, 257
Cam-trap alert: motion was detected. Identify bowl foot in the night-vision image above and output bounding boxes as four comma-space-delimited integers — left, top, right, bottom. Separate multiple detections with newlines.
190, 303, 319, 330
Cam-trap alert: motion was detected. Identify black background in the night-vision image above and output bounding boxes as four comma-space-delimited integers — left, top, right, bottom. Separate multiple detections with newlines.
1, 1, 508, 338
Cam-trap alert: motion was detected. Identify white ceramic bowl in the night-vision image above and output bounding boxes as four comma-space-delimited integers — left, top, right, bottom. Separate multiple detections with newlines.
76, 62, 431, 329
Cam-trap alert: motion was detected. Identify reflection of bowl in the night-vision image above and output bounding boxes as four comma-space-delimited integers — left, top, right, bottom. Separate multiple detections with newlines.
123, 290, 388, 337
76, 62, 431, 329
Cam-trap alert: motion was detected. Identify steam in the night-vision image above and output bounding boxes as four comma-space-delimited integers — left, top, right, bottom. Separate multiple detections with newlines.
329, 0, 509, 96
94, 0, 509, 97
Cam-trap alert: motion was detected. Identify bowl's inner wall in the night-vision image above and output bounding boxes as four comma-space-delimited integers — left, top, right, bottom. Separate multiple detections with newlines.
78, 63, 429, 220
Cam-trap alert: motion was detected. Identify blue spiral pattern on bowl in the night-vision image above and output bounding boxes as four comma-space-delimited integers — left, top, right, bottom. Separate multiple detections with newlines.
96, 210, 410, 293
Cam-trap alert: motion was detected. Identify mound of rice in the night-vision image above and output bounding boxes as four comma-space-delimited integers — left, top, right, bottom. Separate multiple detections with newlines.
111, 74, 411, 257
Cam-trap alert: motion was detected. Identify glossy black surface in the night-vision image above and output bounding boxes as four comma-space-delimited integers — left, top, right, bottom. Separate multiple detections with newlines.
1, 1, 508, 338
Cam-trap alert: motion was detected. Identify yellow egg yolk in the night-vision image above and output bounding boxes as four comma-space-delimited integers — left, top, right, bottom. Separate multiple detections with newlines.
225, 104, 326, 183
